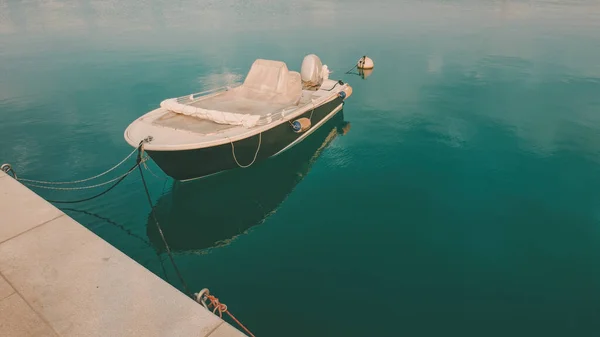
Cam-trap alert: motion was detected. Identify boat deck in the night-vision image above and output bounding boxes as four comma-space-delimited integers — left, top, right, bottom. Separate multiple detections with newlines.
155, 112, 238, 134
152, 89, 321, 136
190, 90, 294, 116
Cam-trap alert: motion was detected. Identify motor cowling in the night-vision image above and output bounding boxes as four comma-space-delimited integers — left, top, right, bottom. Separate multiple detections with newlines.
301, 54, 323, 87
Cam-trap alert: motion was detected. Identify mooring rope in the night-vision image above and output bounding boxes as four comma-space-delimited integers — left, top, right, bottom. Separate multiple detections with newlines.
346, 55, 367, 75
230, 132, 262, 168
138, 157, 191, 296
345, 63, 358, 74
36, 139, 152, 204
345, 55, 367, 75
44, 160, 141, 204
141, 154, 166, 180
22, 160, 145, 191
18, 147, 139, 185
195, 289, 256, 337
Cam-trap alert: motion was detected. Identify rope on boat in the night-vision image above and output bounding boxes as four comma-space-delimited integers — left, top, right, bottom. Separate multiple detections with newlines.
230, 132, 262, 168
195, 289, 256, 337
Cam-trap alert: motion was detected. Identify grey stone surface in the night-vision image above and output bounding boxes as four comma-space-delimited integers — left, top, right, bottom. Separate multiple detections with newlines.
0, 293, 59, 337
0, 172, 246, 337
0, 274, 15, 301
0, 215, 229, 337
0, 173, 63, 243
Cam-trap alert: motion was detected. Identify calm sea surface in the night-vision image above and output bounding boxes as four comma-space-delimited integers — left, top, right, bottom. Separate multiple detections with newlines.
2, 0, 600, 335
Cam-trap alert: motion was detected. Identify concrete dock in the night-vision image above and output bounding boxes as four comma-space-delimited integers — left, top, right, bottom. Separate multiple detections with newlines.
0, 170, 246, 337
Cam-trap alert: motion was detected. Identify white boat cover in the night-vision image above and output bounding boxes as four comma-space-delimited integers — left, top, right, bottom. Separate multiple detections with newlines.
160, 59, 302, 128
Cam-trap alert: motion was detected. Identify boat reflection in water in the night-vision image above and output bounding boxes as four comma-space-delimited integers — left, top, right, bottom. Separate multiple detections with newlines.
147, 111, 351, 253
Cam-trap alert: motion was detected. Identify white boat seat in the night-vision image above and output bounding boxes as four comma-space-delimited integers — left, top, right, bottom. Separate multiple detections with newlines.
232, 59, 302, 106
160, 59, 303, 127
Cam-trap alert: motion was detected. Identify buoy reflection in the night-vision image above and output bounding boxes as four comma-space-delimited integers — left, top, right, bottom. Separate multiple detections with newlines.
359, 68, 373, 79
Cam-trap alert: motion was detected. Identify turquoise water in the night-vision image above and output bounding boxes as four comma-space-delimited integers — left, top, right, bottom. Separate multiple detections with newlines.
2, 0, 600, 335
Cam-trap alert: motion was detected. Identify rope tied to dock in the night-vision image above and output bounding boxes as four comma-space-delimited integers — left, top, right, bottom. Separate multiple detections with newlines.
22, 165, 144, 191
17, 146, 140, 185
1, 137, 154, 204
195, 289, 256, 337
138, 140, 191, 297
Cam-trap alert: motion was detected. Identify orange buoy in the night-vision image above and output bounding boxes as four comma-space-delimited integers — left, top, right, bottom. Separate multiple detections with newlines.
343, 85, 353, 99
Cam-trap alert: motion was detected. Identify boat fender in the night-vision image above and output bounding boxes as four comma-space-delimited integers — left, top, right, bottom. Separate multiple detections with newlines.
338, 91, 347, 99
343, 85, 353, 99
292, 118, 311, 133
357, 56, 374, 70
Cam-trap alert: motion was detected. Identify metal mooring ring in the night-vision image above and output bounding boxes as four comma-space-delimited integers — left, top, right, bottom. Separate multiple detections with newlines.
194, 288, 210, 309
1, 163, 17, 179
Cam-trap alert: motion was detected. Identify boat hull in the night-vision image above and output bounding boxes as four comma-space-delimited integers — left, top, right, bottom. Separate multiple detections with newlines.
146, 96, 345, 181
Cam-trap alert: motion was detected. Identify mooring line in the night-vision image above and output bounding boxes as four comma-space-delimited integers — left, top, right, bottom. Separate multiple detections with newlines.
23, 165, 141, 191
44, 160, 141, 204
18, 147, 139, 185
196, 289, 256, 337
138, 161, 191, 296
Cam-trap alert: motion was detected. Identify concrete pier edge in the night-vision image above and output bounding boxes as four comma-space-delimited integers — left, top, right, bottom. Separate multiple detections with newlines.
0, 170, 247, 337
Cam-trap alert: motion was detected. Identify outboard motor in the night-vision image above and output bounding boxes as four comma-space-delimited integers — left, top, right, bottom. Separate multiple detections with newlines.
301, 54, 324, 88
